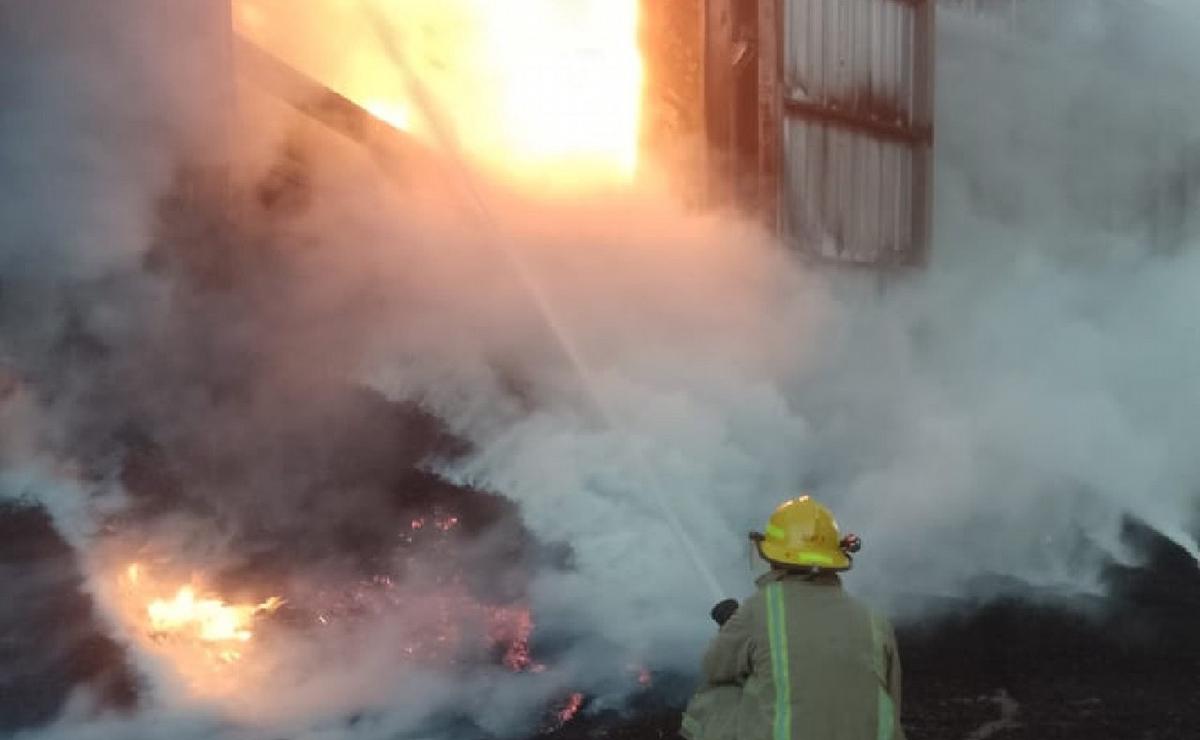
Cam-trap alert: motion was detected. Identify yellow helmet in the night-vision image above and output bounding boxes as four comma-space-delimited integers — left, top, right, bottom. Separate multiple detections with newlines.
754, 495, 852, 571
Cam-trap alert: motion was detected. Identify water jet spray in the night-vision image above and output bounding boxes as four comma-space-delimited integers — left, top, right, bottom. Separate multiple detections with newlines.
358, 0, 726, 602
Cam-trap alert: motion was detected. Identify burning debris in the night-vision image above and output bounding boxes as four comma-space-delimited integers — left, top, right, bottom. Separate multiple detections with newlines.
4, 1, 1200, 739
119, 563, 284, 664
553, 693, 586, 728
91, 436, 566, 702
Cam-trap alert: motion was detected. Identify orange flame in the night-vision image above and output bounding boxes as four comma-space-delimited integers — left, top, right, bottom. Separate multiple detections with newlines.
234, 0, 643, 189
120, 563, 283, 665
147, 585, 283, 643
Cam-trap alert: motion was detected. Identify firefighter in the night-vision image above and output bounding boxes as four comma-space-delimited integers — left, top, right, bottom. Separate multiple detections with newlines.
683, 496, 904, 740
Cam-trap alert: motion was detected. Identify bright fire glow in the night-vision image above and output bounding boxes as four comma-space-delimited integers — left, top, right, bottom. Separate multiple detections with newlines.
234, 0, 643, 188
147, 585, 283, 644
120, 563, 283, 670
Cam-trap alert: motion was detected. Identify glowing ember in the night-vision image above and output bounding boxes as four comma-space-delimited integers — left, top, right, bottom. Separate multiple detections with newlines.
111, 532, 538, 701
234, 0, 643, 188
363, 99, 414, 132
557, 692, 585, 725
487, 603, 541, 672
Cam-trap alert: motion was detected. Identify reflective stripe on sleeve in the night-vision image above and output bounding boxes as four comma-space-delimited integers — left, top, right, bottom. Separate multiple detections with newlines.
765, 583, 792, 740
871, 612, 896, 740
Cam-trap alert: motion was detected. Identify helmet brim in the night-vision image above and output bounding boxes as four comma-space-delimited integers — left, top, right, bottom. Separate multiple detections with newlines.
757, 539, 852, 571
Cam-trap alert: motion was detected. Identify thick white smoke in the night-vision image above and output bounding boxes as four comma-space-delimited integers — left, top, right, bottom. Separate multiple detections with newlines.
372, 0, 1200, 638
3, 1, 1200, 738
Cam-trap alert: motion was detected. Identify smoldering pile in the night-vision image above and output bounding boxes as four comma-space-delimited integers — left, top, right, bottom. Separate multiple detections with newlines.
6, 1, 1200, 739
0, 169, 645, 736
0, 4, 713, 731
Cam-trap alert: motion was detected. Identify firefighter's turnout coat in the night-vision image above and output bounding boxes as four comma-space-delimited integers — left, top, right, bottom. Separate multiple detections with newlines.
680, 682, 741, 740
683, 570, 904, 740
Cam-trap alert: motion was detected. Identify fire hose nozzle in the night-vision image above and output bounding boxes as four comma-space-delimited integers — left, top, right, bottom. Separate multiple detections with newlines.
711, 598, 739, 626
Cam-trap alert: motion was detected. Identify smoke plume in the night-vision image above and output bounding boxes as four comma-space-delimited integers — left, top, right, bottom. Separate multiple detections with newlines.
2, 0, 1199, 738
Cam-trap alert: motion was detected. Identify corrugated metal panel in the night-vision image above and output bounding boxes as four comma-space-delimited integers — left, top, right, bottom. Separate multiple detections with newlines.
939, 0, 1028, 24
783, 0, 916, 125
776, 0, 934, 266
783, 118, 914, 262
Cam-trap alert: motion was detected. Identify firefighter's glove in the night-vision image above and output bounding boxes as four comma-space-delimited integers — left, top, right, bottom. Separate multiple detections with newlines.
710, 599, 739, 626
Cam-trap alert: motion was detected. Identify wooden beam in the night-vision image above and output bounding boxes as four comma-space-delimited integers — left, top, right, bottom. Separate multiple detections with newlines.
232, 34, 440, 188
780, 97, 933, 147
705, 0, 736, 207
910, 0, 936, 265
757, 0, 783, 234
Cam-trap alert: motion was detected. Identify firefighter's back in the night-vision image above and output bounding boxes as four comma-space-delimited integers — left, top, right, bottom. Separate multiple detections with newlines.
738, 573, 902, 740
